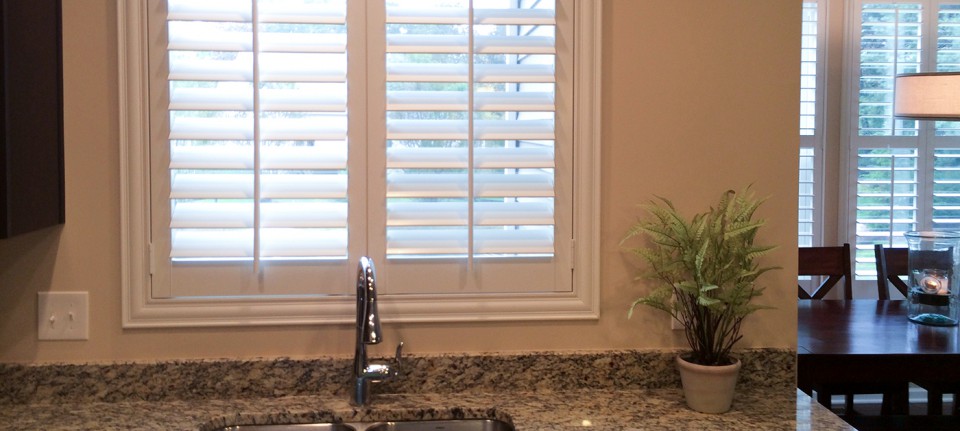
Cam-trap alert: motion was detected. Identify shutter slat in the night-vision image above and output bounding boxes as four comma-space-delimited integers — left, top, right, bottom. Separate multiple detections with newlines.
260, 117, 348, 141
387, 91, 467, 111
260, 229, 348, 258
386, 229, 553, 255
171, 173, 252, 199
171, 201, 347, 233
387, 147, 553, 169
171, 201, 252, 228
260, 89, 346, 112
385, 8, 554, 25
473, 8, 555, 25
386, 119, 554, 140
387, 173, 554, 198
259, 59, 346, 82
386, 91, 554, 111
261, 146, 347, 170
258, 3, 345, 24
167, 0, 252, 22
387, 201, 553, 226
170, 117, 347, 141
168, 31, 250, 52
171, 173, 347, 199
260, 174, 348, 199
171, 146, 251, 169
172, 145, 349, 170
169, 57, 252, 82
475, 36, 555, 54
385, 35, 554, 55
387, 64, 554, 83
170, 87, 252, 111
386, 35, 468, 53
259, 33, 346, 53
171, 229, 252, 258
261, 202, 347, 228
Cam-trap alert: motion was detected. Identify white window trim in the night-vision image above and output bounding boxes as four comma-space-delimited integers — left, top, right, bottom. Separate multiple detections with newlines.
118, 1, 601, 328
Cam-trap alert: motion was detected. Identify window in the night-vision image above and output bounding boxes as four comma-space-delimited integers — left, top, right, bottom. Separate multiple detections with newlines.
847, 0, 960, 280
119, 0, 601, 327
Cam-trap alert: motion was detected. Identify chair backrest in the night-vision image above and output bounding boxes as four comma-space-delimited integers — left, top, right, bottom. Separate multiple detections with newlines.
798, 243, 853, 299
875, 244, 954, 300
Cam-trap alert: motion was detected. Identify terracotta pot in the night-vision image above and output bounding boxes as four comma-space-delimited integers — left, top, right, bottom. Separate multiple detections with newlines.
675, 355, 741, 414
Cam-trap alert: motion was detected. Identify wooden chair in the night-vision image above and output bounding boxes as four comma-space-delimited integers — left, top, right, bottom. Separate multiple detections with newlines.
798, 244, 853, 300
799, 244, 908, 415
875, 244, 959, 415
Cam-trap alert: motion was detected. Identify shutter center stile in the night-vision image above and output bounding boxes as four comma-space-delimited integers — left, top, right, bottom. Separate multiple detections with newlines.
251, 0, 263, 273
467, 0, 476, 270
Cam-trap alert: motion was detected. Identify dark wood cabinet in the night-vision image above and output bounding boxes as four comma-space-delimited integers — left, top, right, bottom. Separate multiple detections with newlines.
0, 0, 64, 238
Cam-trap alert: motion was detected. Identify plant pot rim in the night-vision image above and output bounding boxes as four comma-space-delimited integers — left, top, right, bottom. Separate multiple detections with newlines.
676, 354, 741, 368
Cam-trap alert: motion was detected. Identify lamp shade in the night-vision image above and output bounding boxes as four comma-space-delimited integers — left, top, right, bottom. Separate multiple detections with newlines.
894, 72, 960, 120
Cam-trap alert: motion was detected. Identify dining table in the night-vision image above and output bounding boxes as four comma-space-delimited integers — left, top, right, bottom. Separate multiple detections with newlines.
798, 299, 960, 421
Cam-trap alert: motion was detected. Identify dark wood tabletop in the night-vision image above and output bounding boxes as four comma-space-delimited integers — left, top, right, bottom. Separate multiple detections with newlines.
798, 299, 960, 392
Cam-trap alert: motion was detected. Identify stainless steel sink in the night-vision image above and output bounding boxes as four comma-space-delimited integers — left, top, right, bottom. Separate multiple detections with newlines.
219, 425, 356, 431
216, 419, 514, 431
365, 420, 514, 431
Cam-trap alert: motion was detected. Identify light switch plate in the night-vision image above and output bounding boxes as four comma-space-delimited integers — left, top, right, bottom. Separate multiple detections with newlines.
37, 292, 89, 340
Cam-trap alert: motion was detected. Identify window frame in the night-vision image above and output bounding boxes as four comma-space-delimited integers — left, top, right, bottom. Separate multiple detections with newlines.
118, 0, 601, 327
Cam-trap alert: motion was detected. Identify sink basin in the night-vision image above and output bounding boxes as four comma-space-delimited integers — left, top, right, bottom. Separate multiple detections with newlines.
219, 426, 355, 431
216, 419, 514, 431
365, 420, 514, 431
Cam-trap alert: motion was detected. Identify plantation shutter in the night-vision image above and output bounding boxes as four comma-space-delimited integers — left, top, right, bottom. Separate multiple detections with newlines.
850, 2, 960, 280
382, 0, 557, 259
373, 0, 570, 294
152, 0, 353, 297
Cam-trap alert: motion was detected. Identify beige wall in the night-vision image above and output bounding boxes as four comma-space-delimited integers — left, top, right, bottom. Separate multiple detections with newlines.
0, 0, 800, 364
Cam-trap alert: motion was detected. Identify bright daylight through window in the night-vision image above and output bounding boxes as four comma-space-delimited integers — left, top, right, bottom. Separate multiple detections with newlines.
119, 0, 600, 326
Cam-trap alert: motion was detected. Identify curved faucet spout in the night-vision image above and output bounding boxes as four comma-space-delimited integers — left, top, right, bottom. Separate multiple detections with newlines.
352, 257, 401, 406
357, 256, 381, 346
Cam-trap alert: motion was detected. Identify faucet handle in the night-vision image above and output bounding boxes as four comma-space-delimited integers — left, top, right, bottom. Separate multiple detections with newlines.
393, 341, 404, 375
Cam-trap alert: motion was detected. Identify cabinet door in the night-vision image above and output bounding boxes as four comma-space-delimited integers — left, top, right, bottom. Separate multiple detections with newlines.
0, 0, 64, 238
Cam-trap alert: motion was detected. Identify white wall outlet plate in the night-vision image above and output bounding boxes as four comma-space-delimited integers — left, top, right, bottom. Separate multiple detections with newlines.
37, 292, 89, 340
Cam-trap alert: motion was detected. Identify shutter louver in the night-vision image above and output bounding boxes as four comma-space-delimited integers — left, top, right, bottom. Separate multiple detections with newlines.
384, 0, 557, 258
166, 0, 348, 261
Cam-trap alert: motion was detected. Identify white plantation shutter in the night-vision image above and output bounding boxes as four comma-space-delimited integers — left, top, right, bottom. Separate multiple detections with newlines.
382, 0, 558, 260
799, 2, 823, 252
123, 0, 596, 325
151, 0, 354, 298
165, 0, 348, 262
848, 1, 960, 285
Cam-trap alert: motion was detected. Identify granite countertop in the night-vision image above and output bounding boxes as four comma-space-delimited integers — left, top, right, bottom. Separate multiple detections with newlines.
0, 388, 848, 431
0, 349, 852, 430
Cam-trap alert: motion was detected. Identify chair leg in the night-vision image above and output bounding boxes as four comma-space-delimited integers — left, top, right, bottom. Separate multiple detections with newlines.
881, 385, 910, 415
928, 389, 944, 415
845, 393, 855, 414
953, 392, 959, 415
817, 391, 833, 411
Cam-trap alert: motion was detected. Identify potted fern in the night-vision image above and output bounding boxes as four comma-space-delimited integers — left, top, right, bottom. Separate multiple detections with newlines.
622, 188, 777, 413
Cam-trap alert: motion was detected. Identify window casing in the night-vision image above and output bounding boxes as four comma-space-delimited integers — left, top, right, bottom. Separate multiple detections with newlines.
119, 0, 601, 327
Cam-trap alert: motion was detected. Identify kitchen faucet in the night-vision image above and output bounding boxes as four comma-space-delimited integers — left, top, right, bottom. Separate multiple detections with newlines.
352, 256, 403, 406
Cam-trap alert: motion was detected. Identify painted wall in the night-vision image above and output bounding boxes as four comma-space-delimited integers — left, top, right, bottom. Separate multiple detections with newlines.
0, 0, 800, 363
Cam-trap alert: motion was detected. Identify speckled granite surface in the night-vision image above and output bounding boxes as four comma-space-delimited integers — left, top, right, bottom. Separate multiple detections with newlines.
0, 348, 852, 430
